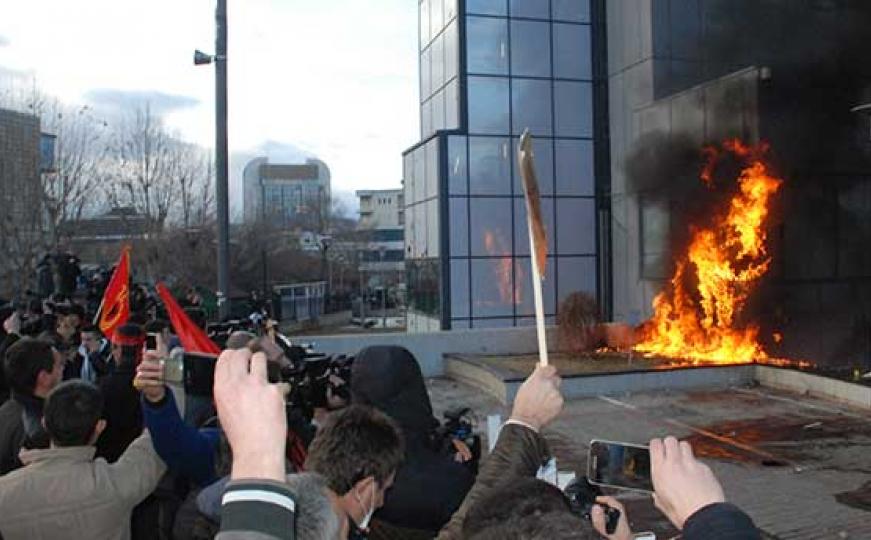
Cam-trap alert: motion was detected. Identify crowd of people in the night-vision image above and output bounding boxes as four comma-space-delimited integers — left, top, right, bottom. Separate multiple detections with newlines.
0, 275, 762, 539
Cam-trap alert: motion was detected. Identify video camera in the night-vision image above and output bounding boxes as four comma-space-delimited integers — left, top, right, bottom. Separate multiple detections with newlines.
269, 343, 354, 421
563, 476, 621, 535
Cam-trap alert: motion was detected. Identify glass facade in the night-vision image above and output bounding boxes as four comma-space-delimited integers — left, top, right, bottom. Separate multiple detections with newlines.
407, 0, 599, 331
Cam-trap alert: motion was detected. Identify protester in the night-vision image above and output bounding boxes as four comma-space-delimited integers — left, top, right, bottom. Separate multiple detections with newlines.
350, 345, 474, 535
78, 323, 113, 383
0, 337, 63, 474
96, 323, 146, 462
0, 380, 166, 540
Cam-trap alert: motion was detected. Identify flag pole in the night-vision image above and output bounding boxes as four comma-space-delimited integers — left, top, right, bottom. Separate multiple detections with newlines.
518, 130, 549, 367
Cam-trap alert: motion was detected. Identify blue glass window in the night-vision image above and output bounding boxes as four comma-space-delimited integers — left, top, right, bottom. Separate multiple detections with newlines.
466, 16, 508, 75
467, 76, 510, 134
556, 198, 595, 254
469, 136, 511, 195
467, 0, 507, 16
552, 0, 589, 22
511, 78, 552, 136
510, 20, 551, 78
510, 0, 550, 20
469, 198, 512, 256
553, 23, 591, 80
554, 138, 594, 195
553, 81, 592, 137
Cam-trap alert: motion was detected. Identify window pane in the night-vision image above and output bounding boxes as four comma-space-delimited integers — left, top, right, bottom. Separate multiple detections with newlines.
413, 146, 426, 204
404, 204, 415, 257
553, 81, 592, 137
425, 137, 439, 199
510, 20, 551, 78
445, 78, 460, 129
469, 198, 512, 256
514, 197, 555, 257
510, 0, 550, 20
450, 258, 470, 318
556, 198, 595, 254
515, 256, 556, 316
430, 0, 444, 37
449, 197, 469, 256
451, 319, 471, 329
448, 134, 468, 194
553, 23, 591, 80
469, 136, 511, 195
554, 138, 594, 195
432, 87, 446, 131
444, 0, 458, 22
511, 78, 552, 136
468, 76, 510, 134
414, 202, 427, 256
421, 98, 433, 138
467, 0, 507, 16
427, 198, 440, 257
512, 135, 553, 195
641, 200, 670, 279
552, 0, 589, 22
420, 47, 432, 101
420, 0, 431, 48
432, 33, 445, 91
471, 259, 514, 317
557, 256, 597, 305
473, 317, 514, 328
444, 20, 459, 82
466, 16, 508, 75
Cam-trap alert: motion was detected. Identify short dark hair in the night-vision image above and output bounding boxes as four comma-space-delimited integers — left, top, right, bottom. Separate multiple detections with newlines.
464, 479, 574, 538
304, 405, 404, 495
4, 337, 55, 394
469, 511, 595, 540
44, 381, 104, 446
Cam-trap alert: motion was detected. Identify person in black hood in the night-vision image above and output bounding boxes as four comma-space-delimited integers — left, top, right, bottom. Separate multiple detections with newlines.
351, 345, 475, 536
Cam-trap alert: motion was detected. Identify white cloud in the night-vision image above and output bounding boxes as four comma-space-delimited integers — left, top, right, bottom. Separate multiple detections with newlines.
0, 0, 419, 196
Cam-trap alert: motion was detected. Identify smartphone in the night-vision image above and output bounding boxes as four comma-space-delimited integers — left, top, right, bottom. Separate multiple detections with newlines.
145, 333, 158, 351
588, 439, 653, 493
183, 352, 218, 397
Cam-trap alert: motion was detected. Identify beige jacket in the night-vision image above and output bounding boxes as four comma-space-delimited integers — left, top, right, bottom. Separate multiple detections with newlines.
0, 431, 166, 540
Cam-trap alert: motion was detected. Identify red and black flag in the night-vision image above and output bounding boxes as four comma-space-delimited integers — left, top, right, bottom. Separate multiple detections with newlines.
98, 246, 131, 338
156, 283, 221, 355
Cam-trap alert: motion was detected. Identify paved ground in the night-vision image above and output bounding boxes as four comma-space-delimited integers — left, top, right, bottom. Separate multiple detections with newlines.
428, 378, 871, 539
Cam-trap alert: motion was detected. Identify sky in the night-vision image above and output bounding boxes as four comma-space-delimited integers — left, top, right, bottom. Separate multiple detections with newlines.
0, 0, 420, 216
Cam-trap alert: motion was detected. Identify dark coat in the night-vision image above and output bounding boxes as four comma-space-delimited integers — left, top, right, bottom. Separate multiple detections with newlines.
0, 391, 49, 475
352, 346, 475, 534
97, 359, 143, 462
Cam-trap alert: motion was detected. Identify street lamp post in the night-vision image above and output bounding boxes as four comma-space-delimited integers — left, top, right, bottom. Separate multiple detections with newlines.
194, 0, 231, 320
379, 244, 387, 329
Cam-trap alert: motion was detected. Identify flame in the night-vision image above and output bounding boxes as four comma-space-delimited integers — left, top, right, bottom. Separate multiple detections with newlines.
483, 231, 517, 304
635, 140, 782, 364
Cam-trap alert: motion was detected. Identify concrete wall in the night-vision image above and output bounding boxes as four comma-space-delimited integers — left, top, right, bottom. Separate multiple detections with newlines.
302, 325, 559, 377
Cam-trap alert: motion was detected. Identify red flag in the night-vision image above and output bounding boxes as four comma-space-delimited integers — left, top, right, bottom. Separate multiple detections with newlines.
156, 283, 221, 355
99, 247, 131, 338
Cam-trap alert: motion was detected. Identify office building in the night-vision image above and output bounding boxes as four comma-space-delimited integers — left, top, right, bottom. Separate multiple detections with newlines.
243, 157, 331, 230
403, 0, 608, 332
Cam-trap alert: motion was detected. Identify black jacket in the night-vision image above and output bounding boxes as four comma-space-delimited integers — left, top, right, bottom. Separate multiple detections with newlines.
97, 359, 144, 462
0, 390, 48, 475
352, 346, 475, 534
684, 502, 760, 540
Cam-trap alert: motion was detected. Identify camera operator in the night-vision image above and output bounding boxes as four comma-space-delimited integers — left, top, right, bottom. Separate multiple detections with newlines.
349, 345, 475, 536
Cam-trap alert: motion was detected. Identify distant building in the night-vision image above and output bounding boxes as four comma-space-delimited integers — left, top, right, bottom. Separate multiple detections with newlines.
243, 157, 331, 230
60, 207, 150, 265
357, 189, 404, 229
0, 108, 55, 294
356, 189, 404, 296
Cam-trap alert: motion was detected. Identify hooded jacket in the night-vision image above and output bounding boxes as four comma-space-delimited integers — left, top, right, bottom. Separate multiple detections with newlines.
352, 346, 475, 534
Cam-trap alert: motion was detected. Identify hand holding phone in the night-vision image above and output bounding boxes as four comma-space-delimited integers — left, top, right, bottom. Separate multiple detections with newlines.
588, 440, 653, 493
134, 352, 166, 402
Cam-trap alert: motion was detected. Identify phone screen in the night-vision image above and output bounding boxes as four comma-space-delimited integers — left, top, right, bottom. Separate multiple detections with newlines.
588, 440, 653, 493
145, 334, 158, 351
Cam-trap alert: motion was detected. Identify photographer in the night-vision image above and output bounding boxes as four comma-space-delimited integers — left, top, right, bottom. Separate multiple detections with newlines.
350, 345, 475, 536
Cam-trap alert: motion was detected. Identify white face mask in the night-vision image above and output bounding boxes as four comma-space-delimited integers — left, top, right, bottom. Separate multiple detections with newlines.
354, 482, 376, 531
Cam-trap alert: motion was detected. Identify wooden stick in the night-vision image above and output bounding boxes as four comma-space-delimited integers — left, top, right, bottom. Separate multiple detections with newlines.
526, 217, 549, 367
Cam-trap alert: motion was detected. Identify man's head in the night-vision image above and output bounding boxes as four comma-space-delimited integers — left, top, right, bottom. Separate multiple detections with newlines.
304, 405, 404, 528
464, 478, 576, 538
66, 304, 85, 330
469, 511, 596, 540
43, 380, 106, 447
80, 324, 103, 353
111, 323, 145, 366
4, 337, 64, 398
285, 473, 343, 540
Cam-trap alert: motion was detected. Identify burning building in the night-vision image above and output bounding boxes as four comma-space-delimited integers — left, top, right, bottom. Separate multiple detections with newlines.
608, 0, 871, 367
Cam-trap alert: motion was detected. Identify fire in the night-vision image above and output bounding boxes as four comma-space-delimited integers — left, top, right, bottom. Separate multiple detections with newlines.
483, 231, 517, 304
635, 140, 782, 364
